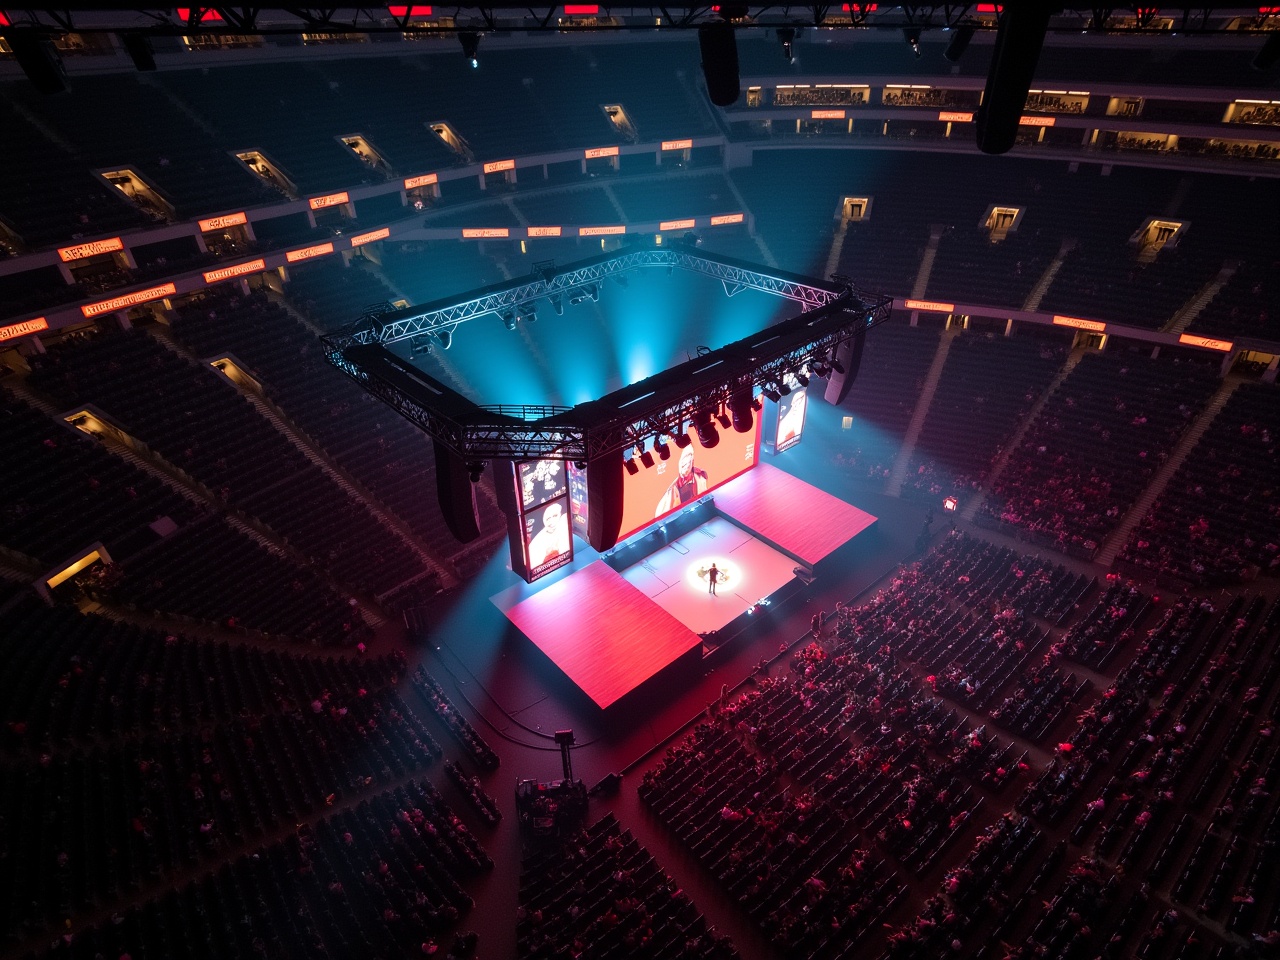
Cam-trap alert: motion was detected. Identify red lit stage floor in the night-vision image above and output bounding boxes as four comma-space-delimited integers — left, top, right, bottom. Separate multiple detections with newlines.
494, 466, 877, 709
618, 516, 798, 636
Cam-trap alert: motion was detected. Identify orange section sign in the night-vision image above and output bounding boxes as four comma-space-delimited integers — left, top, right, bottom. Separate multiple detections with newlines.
1053, 315, 1107, 332
1019, 115, 1056, 127
198, 212, 248, 232
203, 259, 266, 284
462, 228, 510, 238
584, 146, 620, 159
82, 283, 176, 318
811, 109, 846, 119
350, 227, 391, 247
58, 237, 124, 262
527, 226, 562, 237
285, 242, 335, 263
903, 299, 955, 313
579, 225, 626, 237
710, 213, 745, 226
483, 159, 516, 174
404, 173, 439, 190
1178, 333, 1234, 352
660, 218, 696, 231
308, 191, 350, 210
661, 139, 693, 151
0, 317, 49, 342
939, 111, 974, 122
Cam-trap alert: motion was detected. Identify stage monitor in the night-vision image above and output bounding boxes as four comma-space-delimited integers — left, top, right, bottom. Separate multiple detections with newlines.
773, 385, 808, 453
617, 417, 760, 543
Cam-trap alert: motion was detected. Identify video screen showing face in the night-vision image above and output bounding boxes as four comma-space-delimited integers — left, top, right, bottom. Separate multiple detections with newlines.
617, 418, 760, 543
774, 385, 808, 453
523, 494, 573, 580
518, 459, 567, 512
566, 460, 589, 540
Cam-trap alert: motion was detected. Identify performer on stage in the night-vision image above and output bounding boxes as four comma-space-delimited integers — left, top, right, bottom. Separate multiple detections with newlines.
655, 446, 709, 516
708, 562, 719, 595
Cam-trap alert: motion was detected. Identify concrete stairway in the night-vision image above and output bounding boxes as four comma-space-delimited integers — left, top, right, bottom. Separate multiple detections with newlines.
1094, 376, 1242, 568
909, 226, 946, 300
886, 325, 958, 497
959, 348, 1086, 522
1023, 238, 1077, 313
1162, 261, 1238, 335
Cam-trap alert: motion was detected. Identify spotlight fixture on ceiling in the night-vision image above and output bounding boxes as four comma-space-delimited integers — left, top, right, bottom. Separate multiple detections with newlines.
467, 461, 487, 483
499, 309, 517, 331
459, 30, 480, 68
762, 385, 782, 403
435, 328, 453, 350
639, 447, 656, 469
572, 460, 587, 470
517, 302, 538, 324
673, 430, 693, 449
795, 370, 810, 388
944, 22, 977, 63
654, 436, 671, 460
729, 385, 755, 433
624, 456, 640, 476
903, 27, 922, 58
693, 406, 720, 448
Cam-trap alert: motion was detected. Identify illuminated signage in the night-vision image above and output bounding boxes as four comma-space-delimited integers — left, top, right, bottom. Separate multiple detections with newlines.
388, 5, 433, 15
308, 191, 350, 210
584, 146, 620, 159
0, 317, 49, 342
58, 237, 124, 262
1019, 115, 1056, 127
710, 213, 745, 226
579, 225, 626, 237
660, 218, 697, 231
404, 173, 439, 190
661, 139, 694, 151
1178, 333, 1234, 352
1052, 314, 1107, 332
285, 242, 335, 263
82, 283, 176, 318
811, 109, 846, 119
774, 386, 808, 454
198, 212, 248, 232
563, 4, 599, 12
203, 259, 265, 284
527, 226, 563, 237
939, 111, 974, 122
350, 227, 391, 247
462, 228, 510, 238
903, 299, 955, 313
483, 159, 516, 174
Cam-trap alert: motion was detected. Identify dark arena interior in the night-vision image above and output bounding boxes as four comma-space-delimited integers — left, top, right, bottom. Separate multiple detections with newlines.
3, 5, 1280, 959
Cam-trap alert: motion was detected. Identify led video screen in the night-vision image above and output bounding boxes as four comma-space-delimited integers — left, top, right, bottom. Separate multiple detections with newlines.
774, 386, 808, 453
522, 493, 573, 581
566, 460, 589, 541
519, 459, 567, 511
617, 418, 761, 543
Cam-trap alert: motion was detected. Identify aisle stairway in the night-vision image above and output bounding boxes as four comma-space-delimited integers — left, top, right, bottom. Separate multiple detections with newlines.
909, 225, 946, 300
1022, 238, 1076, 313
886, 324, 958, 497
1162, 261, 1238, 336
1093, 375, 1242, 568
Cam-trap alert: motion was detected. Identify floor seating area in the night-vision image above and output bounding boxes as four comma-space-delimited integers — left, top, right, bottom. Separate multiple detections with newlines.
518, 813, 736, 960
1120, 381, 1280, 585
979, 349, 1220, 557
903, 329, 1068, 502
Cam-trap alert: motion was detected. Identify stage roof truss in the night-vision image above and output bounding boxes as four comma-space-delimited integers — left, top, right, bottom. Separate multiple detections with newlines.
322, 241, 890, 462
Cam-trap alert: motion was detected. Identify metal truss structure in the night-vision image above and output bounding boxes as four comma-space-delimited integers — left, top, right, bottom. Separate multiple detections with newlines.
0, 4, 1268, 37
324, 243, 846, 354
322, 240, 891, 463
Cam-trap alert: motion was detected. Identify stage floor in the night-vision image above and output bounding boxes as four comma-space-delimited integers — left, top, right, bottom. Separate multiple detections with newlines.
618, 516, 797, 636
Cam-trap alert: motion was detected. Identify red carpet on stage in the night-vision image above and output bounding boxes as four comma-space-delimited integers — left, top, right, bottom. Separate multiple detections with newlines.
712, 462, 877, 565
498, 561, 701, 709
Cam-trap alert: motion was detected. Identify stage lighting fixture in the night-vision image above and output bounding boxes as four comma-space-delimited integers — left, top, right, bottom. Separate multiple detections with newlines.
903, 27, 922, 58
7, 31, 68, 94
763, 385, 782, 403
698, 20, 741, 106
459, 30, 480, 68
435, 328, 453, 350
777, 27, 797, 62
715, 409, 732, 430
518, 303, 538, 323
654, 437, 671, 460
1253, 33, 1280, 72
499, 309, 517, 331
673, 431, 693, 449
795, 371, 810, 388
624, 456, 640, 476
777, 381, 791, 397
639, 448, 655, 469
466, 461, 486, 483
572, 460, 587, 470
812, 361, 831, 378
944, 23, 976, 63
729, 386, 755, 433
549, 294, 564, 316
693, 407, 720, 448
829, 355, 846, 375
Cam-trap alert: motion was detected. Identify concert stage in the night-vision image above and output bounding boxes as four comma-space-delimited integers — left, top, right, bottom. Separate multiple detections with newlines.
494, 464, 876, 709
